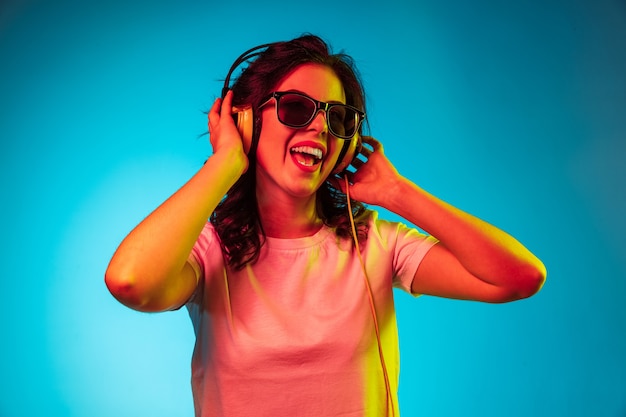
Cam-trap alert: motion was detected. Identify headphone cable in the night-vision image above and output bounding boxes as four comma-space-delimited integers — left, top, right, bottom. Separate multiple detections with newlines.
344, 175, 395, 417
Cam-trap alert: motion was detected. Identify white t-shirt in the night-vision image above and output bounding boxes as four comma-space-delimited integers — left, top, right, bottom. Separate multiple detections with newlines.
187, 212, 437, 417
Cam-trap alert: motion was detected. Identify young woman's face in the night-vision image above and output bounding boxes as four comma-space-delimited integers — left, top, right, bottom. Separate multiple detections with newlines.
255, 63, 346, 200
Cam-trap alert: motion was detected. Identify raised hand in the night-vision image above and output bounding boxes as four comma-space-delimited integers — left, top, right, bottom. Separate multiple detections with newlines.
208, 90, 249, 173
332, 136, 403, 208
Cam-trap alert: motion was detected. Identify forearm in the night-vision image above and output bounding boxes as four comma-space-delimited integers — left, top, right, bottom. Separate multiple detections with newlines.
386, 177, 546, 289
105, 148, 246, 309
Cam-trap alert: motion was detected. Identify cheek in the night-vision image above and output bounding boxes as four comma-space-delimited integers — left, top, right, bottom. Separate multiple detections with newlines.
256, 138, 281, 170
327, 138, 345, 164
256, 117, 291, 165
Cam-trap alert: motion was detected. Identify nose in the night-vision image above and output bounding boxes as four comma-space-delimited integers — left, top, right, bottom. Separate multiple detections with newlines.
308, 109, 328, 135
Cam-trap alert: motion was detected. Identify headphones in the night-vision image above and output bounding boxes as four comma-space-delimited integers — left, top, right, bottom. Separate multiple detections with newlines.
221, 42, 361, 175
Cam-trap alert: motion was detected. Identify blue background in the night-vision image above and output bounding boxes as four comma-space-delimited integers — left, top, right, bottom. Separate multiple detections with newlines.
1, 0, 625, 415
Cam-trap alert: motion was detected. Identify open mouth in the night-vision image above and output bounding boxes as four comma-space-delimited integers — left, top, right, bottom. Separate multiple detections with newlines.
290, 145, 323, 167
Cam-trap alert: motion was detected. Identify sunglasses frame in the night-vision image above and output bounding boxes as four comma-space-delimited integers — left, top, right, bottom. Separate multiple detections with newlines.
259, 91, 365, 139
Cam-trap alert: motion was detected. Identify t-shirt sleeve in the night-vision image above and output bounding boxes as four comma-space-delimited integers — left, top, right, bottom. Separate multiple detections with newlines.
185, 221, 218, 307
392, 225, 438, 295
371, 214, 438, 295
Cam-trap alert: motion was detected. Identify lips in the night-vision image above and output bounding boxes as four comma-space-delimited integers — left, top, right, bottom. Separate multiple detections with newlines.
290, 145, 324, 167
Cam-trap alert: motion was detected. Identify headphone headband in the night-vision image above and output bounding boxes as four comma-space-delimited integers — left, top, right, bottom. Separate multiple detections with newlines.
221, 42, 277, 98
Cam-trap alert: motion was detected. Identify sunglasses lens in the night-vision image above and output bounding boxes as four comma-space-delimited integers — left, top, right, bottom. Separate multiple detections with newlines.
278, 94, 316, 126
328, 106, 357, 138
276, 93, 360, 139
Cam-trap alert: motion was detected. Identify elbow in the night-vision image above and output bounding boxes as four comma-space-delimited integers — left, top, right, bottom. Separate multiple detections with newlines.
506, 261, 547, 301
104, 266, 157, 312
104, 262, 188, 313
486, 261, 547, 303
105, 268, 141, 310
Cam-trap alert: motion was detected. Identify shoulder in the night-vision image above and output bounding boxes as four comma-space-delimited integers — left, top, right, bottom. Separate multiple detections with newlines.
196, 221, 221, 247
190, 221, 223, 269
365, 211, 429, 242
362, 211, 438, 266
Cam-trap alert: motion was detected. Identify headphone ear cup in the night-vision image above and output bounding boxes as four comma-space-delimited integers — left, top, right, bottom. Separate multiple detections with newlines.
232, 106, 254, 154
332, 134, 361, 175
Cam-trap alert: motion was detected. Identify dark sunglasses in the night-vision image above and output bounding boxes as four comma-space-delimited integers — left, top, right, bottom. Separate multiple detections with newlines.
260, 91, 365, 139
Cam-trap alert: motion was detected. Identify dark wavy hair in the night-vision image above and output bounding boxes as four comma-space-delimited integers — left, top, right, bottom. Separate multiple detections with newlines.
211, 34, 371, 269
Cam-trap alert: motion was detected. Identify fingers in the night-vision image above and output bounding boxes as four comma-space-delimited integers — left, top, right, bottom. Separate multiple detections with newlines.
208, 96, 222, 133
341, 135, 389, 181
221, 90, 234, 118
351, 135, 380, 167
358, 146, 373, 159
208, 90, 236, 134
350, 158, 366, 171
360, 135, 382, 152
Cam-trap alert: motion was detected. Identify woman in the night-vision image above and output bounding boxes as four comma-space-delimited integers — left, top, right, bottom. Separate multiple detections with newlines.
105, 35, 546, 417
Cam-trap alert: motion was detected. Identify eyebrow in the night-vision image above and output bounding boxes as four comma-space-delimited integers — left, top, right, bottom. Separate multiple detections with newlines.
282, 89, 346, 105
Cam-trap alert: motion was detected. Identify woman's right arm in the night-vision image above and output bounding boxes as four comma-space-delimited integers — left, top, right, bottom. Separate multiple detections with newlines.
105, 91, 247, 312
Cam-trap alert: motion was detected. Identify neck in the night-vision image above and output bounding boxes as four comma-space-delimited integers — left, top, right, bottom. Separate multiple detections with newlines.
256, 191, 322, 239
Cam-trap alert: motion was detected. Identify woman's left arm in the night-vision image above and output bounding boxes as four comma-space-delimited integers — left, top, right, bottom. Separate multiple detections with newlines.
336, 136, 546, 303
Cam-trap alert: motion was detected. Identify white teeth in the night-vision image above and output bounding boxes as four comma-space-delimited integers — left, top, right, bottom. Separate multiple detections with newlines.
290, 146, 323, 160
298, 159, 314, 167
